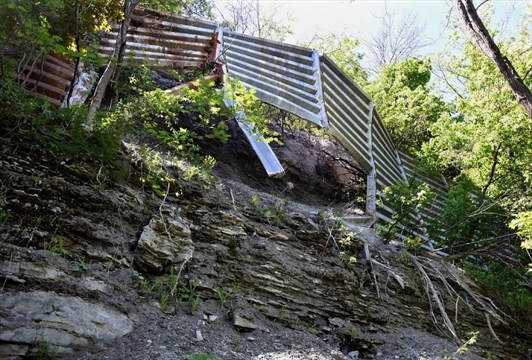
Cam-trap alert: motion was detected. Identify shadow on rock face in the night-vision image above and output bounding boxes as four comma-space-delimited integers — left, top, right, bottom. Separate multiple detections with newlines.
198, 119, 367, 209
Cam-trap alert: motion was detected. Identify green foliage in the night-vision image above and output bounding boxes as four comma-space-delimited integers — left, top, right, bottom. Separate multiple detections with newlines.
188, 354, 221, 360
1, 1, 64, 68
379, 177, 433, 241
422, 13, 531, 217
462, 260, 532, 315
105, 79, 232, 194
223, 78, 280, 144
403, 236, 423, 255
0, 0, 122, 81
140, 0, 214, 19
108, 78, 276, 195
428, 176, 507, 253
1, 88, 127, 179
510, 211, 532, 253
114, 65, 158, 101
311, 35, 367, 84
366, 57, 447, 152
35, 340, 57, 360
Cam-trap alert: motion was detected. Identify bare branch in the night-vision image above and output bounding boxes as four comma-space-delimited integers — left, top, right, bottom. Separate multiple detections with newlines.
365, 12, 431, 73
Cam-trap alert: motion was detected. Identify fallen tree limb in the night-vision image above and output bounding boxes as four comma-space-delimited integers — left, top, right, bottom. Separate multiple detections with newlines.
410, 254, 460, 344
165, 74, 220, 96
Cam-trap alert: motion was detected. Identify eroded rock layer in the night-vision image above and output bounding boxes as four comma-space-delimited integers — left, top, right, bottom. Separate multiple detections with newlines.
0, 138, 530, 359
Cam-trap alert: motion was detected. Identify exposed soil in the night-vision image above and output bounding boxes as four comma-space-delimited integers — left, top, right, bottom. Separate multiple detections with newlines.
198, 117, 367, 209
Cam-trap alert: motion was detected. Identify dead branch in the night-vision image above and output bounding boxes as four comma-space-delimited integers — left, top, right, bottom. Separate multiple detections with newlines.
364, 243, 381, 298
165, 74, 220, 96
410, 255, 460, 344
370, 258, 405, 289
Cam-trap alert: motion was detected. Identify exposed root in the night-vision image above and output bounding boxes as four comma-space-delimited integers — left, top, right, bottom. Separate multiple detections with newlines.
370, 258, 405, 289
410, 254, 460, 344
409, 253, 508, 345
364, 243, 381, 298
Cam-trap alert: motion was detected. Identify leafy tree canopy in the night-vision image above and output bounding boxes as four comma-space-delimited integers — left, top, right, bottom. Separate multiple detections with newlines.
366, 57, 448, 152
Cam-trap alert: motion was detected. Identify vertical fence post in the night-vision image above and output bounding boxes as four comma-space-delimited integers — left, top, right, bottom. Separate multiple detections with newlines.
210, 26, 227, 83
312, 50, 328, 128
366, 102, 377, 225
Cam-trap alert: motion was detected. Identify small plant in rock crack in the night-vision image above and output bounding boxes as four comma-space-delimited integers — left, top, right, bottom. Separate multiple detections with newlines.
249, 194, 288, 225
264, 199, 289, 226
167, 267, 190, 302
43, 236, 70, 258
35, 340, 57, 360
358, 271, 368, 289
444, 331, 478, 359
188, 353, 222, 360
187, 279, 201, 315
73, 258, 87, 273
216, 287, 230, 309
249, 194, 261, 210
159, 293, 171, 313
350, 324, 358, 341
216, 284, 239, 311
318, 208, 348, 248
339, 251, 357, 265
396, 251, 412, 266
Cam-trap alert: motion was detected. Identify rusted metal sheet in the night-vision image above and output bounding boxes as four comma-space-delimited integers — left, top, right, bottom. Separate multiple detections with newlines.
99, 7, 216, 70
222, 31, 327, 127
18, 54, 75, 106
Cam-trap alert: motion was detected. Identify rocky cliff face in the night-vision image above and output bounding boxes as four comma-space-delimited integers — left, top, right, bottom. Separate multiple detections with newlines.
0, 133, 530, 360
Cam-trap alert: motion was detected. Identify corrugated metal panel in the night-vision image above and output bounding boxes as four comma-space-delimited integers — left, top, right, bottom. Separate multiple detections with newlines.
16, 8, 460, 250
18, 54, 75, 106
99, 7, 216, 69
223, 31, 327, 127
397, 150, 448, 241
320, 55, 372, 171
223, 96, 284, 177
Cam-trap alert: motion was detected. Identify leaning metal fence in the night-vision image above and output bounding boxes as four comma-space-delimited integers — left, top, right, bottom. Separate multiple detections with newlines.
13, 8, 451, 250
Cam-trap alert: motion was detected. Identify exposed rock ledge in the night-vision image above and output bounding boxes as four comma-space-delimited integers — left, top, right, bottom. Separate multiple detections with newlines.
0, 137, 530, 359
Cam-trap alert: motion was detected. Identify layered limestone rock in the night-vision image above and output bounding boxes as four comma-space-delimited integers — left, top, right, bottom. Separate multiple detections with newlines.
0, 142, 530, 359
0, 291, 132, 357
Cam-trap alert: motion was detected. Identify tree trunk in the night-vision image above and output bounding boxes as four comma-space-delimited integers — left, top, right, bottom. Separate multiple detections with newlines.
453, 0, 532, 118
86, 0, 138, 125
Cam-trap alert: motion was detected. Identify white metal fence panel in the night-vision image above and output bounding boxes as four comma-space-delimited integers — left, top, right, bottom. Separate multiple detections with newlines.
223, 31, 327, 127
320, 55, 373, 172
371, 112, 405, 189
